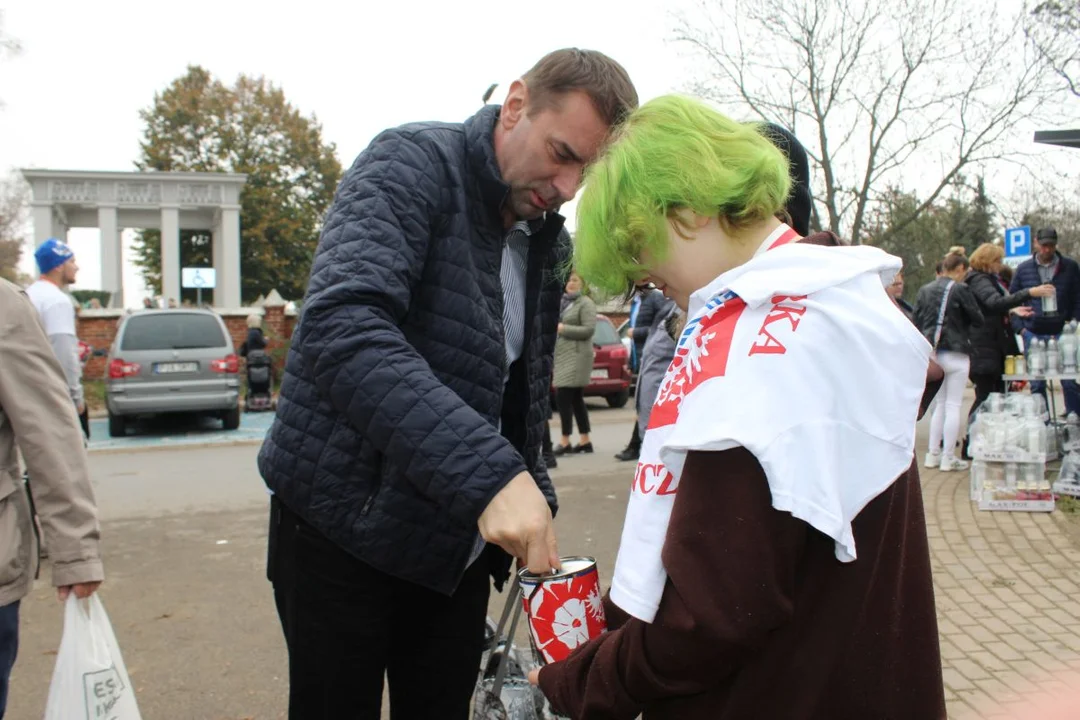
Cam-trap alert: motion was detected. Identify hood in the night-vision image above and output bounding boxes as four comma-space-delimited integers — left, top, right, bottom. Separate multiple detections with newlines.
690, 242, 903, 316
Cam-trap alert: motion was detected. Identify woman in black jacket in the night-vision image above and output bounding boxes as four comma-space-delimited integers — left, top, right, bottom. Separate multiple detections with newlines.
914, 253, 985, 471
964, 243, 1054, 425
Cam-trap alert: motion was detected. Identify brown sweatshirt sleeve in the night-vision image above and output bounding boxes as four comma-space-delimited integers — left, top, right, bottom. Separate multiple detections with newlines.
538, 448, 807, 719
920, 357, 944, 420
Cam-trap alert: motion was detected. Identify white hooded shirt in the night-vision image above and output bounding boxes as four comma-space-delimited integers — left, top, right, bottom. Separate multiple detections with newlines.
609, 226, 932, 623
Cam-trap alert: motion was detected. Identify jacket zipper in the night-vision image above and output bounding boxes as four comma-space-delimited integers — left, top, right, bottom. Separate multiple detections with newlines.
23, 471, 43, 580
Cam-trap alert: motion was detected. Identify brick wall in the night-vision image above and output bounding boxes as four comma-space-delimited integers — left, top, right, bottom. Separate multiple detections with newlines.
77, 310, 124, 379
218, 304, 294, 358
219, 311, 258, 354
605, 312, 630, 328
77, 305, 298, 379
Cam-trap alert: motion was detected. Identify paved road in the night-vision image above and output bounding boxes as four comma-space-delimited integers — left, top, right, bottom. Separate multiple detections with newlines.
7, 399, 1080, 719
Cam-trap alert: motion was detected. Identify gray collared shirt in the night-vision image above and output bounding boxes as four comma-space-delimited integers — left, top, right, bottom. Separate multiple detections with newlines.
500, 220, 534, 386
1038, 254, 1059, 284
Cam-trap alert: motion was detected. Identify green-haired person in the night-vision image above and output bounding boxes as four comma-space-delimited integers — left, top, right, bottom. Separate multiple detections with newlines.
530, 95, 946, 719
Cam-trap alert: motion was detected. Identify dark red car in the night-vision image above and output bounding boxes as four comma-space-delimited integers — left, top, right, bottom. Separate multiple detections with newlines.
584, 314, 633, 407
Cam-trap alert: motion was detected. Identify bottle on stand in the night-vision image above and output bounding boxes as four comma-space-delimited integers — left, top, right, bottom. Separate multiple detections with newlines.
1062, 331, 1077, 373
1029, 339, 1046, 378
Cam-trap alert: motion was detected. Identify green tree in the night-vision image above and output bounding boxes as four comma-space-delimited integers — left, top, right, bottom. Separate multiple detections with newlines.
132, 66, 342, 303
943, 176, 996, 251
1021, 204, 1080, 259
863, 177, 1002, 299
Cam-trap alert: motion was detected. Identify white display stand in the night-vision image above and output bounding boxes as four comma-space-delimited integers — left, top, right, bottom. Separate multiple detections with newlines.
1052, 478, 1080, 499
970, 452, 1055, 512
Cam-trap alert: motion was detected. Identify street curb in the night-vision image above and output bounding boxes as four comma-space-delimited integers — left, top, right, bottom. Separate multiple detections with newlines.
86, 436, 266, 455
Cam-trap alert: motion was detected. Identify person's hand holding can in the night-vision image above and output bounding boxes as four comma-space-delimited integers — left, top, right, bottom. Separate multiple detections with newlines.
478, 471, 560, 574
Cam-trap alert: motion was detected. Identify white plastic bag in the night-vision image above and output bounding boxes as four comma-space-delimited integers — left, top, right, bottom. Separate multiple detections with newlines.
44, 594, 142, 720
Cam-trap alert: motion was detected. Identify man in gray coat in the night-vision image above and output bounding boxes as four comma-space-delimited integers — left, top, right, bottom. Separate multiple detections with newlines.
0, 278, 104, 717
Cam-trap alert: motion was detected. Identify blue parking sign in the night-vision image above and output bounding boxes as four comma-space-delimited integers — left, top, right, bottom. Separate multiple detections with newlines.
1005, 226, 1031, 259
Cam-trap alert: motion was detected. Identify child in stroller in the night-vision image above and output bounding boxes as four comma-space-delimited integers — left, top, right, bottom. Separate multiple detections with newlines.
239, 314, 274, 411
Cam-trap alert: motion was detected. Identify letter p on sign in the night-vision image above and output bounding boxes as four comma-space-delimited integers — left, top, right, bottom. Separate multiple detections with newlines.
1005, 226, 1031, 260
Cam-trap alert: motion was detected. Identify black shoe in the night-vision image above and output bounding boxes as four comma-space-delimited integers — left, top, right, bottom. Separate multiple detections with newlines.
552, 444, 573, 457
614, 446, 639, 462
544, 452, 558, 468
573, 442, 594, 454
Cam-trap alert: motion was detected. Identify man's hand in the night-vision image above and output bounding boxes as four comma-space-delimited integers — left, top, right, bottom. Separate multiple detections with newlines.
76, 401, 86, 415
478, 472, 560, 574
557, 323, 565, 334
1031, 284, 1056, 298
1011, 306, 1035, 318
57, 581, 101, 601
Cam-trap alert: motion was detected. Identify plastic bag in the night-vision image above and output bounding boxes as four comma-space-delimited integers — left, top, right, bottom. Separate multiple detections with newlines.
44, 594, 142, 720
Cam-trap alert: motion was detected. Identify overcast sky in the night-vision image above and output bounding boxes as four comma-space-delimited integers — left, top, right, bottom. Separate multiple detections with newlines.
1, 0, 1073, 307
0, 0, 695, 305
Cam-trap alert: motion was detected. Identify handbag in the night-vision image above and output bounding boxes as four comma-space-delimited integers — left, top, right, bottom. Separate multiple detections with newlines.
473, 576, 556, 720
929, 279, 956, 352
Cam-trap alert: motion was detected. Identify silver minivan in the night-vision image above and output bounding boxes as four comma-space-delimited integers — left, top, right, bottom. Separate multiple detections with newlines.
105, 309, 241, 437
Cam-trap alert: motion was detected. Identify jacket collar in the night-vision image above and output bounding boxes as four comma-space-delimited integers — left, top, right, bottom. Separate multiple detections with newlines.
465, 105, 512, 216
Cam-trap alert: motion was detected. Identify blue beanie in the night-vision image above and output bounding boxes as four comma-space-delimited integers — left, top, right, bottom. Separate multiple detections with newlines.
35, 238, 75, 275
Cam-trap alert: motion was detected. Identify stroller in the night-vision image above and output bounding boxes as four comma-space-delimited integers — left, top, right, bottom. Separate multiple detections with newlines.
244, 350, 274, 412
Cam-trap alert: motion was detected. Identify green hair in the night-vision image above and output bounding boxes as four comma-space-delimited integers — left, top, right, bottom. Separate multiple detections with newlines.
573, 94, 792, 296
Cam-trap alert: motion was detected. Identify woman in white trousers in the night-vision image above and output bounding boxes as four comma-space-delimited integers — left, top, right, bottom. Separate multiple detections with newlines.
914, 253, 985, 471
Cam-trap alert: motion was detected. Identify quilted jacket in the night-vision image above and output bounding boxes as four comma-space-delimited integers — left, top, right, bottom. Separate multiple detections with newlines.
1009, 251, 1080, 336
913, 277, 984, 356
257, 104, 568, 596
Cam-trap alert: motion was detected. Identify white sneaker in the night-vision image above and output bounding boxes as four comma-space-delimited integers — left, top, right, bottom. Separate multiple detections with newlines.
939, 458, 969, 472
924, 452, 942, 469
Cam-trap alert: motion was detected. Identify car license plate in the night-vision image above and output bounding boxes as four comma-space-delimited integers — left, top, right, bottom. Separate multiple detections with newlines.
155, 362, 198, 374
590, 369, 608, 379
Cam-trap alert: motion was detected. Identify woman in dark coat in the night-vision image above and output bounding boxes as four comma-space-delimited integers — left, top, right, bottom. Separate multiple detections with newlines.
964, 243, 1053, 422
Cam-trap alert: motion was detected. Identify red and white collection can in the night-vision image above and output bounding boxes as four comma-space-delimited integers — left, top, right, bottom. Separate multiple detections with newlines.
518, 556, 607, 664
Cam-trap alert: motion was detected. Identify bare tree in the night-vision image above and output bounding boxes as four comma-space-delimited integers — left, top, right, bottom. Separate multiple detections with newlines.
1027, 0, 1080, 97
0, 10, 21, 109
0, 10, 17, 57
0, 173, 28, 283
673, 0, 1061, 244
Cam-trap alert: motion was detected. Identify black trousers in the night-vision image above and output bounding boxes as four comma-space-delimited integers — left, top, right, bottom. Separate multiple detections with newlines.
268, 497, 491, 719
555, 386, 591, 437
0, 601, 18, 720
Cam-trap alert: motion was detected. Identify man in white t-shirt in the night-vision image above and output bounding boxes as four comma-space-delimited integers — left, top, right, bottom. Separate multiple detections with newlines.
25, 238, 85, 421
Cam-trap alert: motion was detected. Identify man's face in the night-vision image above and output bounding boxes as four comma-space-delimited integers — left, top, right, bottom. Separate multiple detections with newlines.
60, 257, 79, 285
1037, 240, 1057, 264
494, 83, 610, 221
888, 273, 904, 300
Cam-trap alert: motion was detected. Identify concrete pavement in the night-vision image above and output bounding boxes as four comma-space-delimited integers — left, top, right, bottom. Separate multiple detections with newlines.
6, 400, 1080, 718
924, 462, 1080, 718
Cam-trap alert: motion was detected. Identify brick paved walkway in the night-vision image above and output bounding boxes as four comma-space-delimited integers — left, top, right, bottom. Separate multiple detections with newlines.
923, 461, 1080, 718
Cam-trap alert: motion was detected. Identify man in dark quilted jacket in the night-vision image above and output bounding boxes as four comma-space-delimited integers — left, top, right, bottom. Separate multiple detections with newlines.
258, 49, 637, 719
